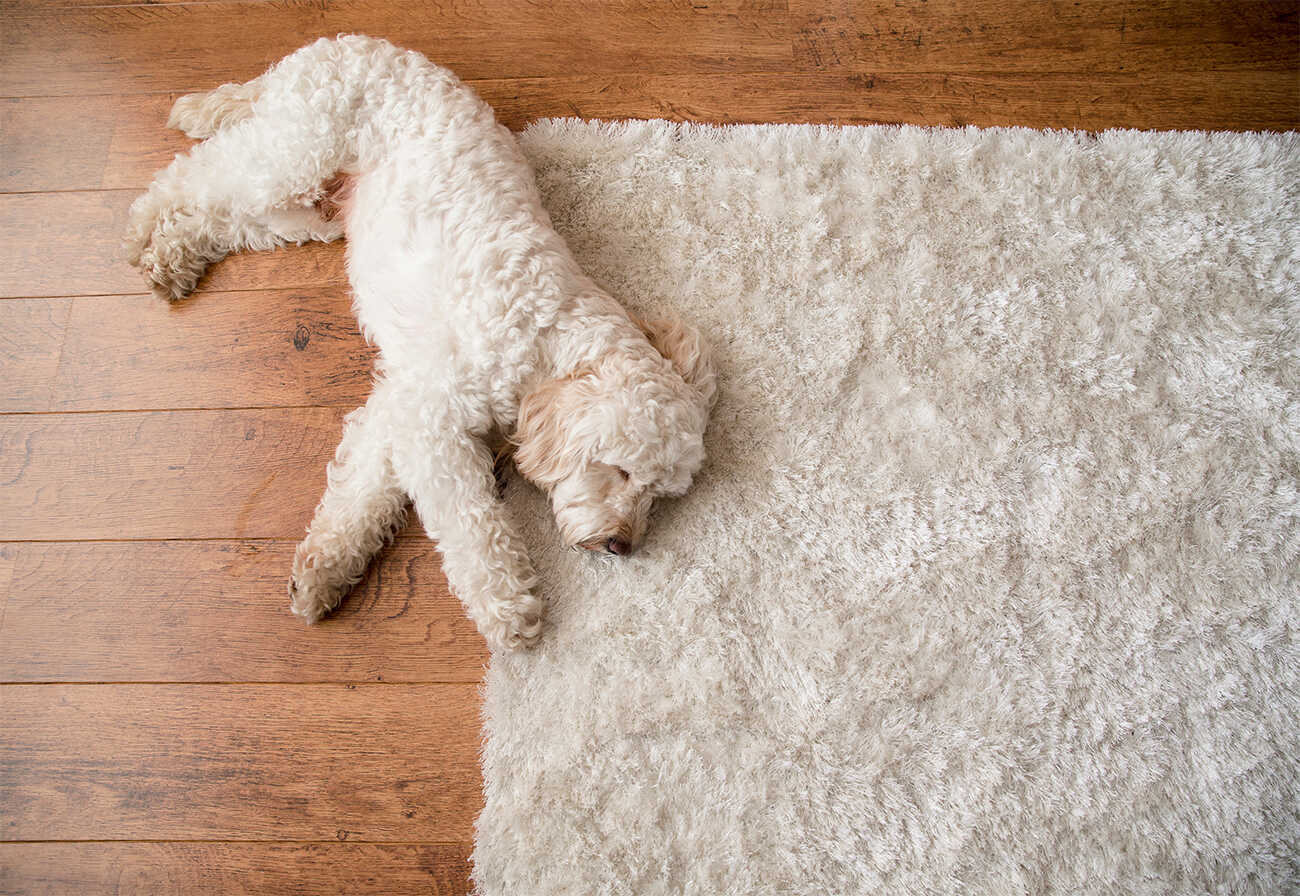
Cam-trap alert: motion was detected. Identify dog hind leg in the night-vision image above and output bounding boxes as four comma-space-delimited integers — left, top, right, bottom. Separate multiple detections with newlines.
290, 382, 409, 623
126, 95, 351, 302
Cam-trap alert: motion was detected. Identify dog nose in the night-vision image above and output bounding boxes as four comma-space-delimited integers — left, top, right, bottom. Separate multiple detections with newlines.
605, 537, 632, 556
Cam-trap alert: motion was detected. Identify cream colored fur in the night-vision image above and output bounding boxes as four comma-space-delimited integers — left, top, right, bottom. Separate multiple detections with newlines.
124, 37, 716, 650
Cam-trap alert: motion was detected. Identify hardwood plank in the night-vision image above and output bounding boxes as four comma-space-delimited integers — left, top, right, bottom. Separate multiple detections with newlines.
5, 0, 280, 5
0, 298, 71, 411
0, 94, 193, 193
3, 0, 1292, 101
0, 289, 375, 413
6, 69, 1298, 196
0, 0, 792, 97
0, 95, 115, 192
0, 545, 14, 631
0, 842, 472, 896
791, 0, 1300, 73
0, 191, 347, 299
0, 684, 482, 841
477, 70, 1300, 133
0, 540, 486, 683
0, 408, 343, 540
0, 192, 137, 298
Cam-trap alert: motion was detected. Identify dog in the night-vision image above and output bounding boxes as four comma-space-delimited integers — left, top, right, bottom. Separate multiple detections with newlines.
124, 36, 717, 650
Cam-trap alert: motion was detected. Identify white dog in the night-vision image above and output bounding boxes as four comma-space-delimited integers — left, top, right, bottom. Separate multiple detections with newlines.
125, 36, 716, 650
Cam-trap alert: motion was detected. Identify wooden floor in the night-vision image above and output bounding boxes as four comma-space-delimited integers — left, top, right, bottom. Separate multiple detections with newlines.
1, 2, 1296, 893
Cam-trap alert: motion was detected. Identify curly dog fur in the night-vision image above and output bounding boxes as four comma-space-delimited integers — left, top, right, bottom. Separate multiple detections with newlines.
125, 36, 717, 650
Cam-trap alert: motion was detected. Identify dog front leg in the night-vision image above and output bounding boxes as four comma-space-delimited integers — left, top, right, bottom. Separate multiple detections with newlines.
391, 430, 543, 651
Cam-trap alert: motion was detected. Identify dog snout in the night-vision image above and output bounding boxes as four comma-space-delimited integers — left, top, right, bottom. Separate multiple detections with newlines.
577, 535, 635, 556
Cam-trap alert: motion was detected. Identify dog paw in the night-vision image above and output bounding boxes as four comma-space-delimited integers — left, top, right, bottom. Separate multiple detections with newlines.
167, 91, 222, 139
288, 581, 327, 623
167, 82, 259, 139
288, 575, 346, 623
288, 545, 354, 623
135, 244, 205, 303
123, 195, 206, 302
476, 594, 545, 651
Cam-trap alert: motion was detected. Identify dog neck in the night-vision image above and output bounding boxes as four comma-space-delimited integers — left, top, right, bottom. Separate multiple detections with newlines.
538, 287, 656, 381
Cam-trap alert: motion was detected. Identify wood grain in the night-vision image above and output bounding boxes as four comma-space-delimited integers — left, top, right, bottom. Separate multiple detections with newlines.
0, 408, 343, 540
0, 298, 72, 411
4, 1, 1295, 99
790, 0, 1299, 72
6, 70, 1298, 195
477, 69, 1300, 133
0, 0, 792, 97
0, 540, 487, 683
0, 290, 374, 413
0, 192, 347, 299
0, 94, 188, 193
0, 842, 473, 896
0, 683, 482, 841
0, 545, 15, 628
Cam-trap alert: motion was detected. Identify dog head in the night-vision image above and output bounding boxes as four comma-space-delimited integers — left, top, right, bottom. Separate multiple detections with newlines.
512, 316, 717, 556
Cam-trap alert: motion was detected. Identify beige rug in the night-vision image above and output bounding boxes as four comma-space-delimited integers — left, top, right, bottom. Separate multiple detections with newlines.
474, 121, 1299, 895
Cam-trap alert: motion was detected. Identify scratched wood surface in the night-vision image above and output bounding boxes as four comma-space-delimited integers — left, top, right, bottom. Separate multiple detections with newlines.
1, 2, 1295, 894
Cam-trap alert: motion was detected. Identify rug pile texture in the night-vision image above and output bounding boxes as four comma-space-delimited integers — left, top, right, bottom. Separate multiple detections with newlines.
474, 121, 1299, 895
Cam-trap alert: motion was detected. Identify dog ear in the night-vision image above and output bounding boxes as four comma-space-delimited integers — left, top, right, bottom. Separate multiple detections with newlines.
511, 369, 592, 488
633, 314, 718, 409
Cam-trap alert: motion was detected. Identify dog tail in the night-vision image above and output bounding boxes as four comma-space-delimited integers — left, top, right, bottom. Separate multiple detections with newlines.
167, 77, 263, 139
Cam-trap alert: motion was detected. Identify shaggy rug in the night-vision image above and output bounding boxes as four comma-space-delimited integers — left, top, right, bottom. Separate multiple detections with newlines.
475, 121, 1299, 895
